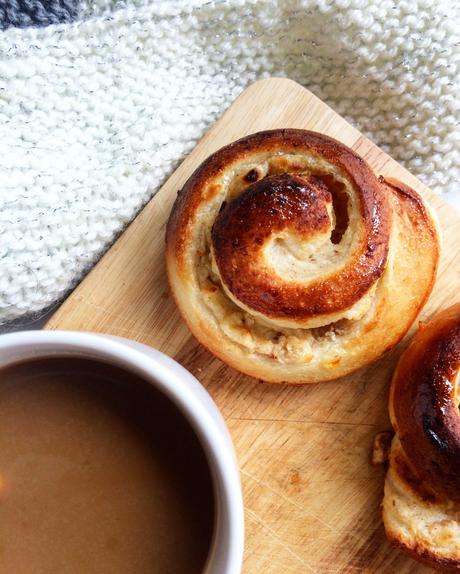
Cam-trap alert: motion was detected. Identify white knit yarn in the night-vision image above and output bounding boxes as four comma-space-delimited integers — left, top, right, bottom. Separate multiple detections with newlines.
1, 0, 459, 324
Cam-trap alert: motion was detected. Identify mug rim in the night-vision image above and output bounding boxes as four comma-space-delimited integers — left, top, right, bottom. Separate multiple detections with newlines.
0, 330, 244, 574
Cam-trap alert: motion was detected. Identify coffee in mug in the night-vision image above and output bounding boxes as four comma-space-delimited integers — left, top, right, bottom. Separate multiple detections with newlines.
0, 356, 215, 574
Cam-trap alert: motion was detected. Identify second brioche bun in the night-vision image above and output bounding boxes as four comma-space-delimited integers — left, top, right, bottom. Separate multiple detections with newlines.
384, 303, 460, 571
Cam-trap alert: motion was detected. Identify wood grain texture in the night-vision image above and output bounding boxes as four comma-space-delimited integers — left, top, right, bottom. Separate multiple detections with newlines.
46, 78, 460, 573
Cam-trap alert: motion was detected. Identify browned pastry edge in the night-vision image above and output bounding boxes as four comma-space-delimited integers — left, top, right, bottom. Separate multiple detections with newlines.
379, 175, 439, 239
166, 129, 390, 282
387, 534, 460, 572
391, 445, 440, 503
390, 303, 460, 503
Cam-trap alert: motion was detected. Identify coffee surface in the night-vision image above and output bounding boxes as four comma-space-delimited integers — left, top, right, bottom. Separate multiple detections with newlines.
0, 357, 214, 574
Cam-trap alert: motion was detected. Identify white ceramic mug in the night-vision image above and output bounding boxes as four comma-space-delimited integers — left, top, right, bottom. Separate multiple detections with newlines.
0, 330, 244, 574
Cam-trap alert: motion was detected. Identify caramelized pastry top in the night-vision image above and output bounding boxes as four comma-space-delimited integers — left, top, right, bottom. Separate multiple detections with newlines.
166, 129, 439, 384
211, 170, 389, 328
390, 303, 460, 503
170, 129, 391, 330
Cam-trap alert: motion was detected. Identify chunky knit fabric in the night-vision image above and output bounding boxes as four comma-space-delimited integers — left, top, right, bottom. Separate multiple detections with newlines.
0, 0, 79, 29
1, 0, 459, 324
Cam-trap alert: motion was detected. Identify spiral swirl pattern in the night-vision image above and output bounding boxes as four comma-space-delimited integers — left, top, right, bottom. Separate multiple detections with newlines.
211, 170, 389, 329
166, 129, 439, 384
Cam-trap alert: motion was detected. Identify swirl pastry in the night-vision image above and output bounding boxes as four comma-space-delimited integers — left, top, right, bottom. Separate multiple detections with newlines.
166, 129, 439, 383
383, 304, 460, 571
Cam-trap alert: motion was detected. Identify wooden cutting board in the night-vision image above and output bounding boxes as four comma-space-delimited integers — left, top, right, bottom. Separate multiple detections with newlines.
46, 78, 460, 573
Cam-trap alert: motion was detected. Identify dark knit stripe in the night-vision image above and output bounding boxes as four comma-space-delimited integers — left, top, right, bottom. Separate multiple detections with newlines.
0, 0, 79, 30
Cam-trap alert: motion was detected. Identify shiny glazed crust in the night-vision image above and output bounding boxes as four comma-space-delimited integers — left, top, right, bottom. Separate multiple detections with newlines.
166, 129, 439, 384
211, 172, 388, 325
384, 304, 460, 571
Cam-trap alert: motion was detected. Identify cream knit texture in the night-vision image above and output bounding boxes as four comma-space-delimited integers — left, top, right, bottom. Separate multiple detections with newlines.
1, 0, 459, 324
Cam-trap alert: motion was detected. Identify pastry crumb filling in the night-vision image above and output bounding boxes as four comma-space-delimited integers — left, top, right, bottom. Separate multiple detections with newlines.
197, 246, 382, 364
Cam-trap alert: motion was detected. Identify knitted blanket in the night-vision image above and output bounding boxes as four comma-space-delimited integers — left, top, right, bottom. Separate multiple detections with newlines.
1, 0, 459, 325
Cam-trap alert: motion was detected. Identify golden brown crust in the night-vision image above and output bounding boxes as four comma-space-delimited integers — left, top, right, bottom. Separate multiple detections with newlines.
383, 438, 460, 572
387, 533, 460, 572
380, 176, 440, 244
166, 129, 439, 384
211, 171, 389, 322
378, 176, 440, 338
390, 304, 460, 503
383, 306, 460, 572
166, 128, 384, 268
166, 129, 390, 272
